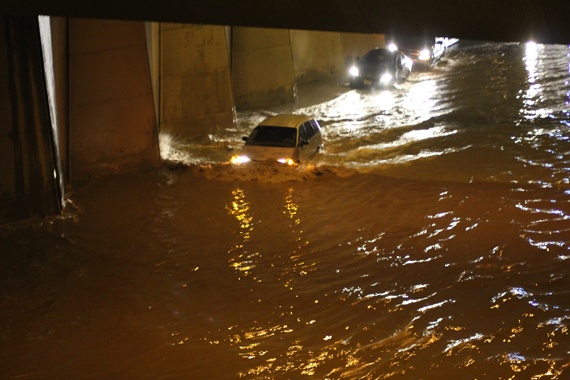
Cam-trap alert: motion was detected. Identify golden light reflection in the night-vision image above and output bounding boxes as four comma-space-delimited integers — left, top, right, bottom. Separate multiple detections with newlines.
228, 318, 437, 378
237, 330, 305, 377
498, 353, 570, 378
226, 188, 258, 280
226, 188, 253, 236
283, 187, 307, 250
283, 187, 299, 222
224, 188, 338, 379
443, 333, 484, 355
280, 187, 317, 291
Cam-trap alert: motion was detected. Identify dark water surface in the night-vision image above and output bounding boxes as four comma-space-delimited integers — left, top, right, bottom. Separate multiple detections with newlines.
2, 41, 570, 379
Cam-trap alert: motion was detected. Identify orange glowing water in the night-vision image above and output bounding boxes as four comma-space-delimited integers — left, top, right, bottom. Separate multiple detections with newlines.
2, 41, 570, 379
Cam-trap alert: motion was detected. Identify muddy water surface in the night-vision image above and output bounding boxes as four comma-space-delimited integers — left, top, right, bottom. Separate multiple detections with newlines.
2, 41, 570, 379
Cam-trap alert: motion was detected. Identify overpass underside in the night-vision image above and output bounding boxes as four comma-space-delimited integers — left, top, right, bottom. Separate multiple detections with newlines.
3, 0, 570, 45
0, 15, 385, 223
2, 1, 570, 223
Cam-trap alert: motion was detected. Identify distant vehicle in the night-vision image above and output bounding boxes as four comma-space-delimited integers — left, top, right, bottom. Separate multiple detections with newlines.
444, 37, 459, 48
348, 47, 413, 88
387, 35, 450, 66
231, 114, 323, 165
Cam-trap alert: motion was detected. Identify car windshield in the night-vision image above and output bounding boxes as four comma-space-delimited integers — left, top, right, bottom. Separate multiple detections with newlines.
361, 50, 394, 65
246, 126, 297, 148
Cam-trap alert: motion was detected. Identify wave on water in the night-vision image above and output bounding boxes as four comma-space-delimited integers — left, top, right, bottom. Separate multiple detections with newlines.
165, 161, 358, 183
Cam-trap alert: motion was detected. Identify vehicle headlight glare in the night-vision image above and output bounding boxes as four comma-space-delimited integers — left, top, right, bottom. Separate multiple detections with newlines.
387, 43, 398, 52
419, 49, 431, 61
380, 73, 393, 83
231, 155, 250, 164
277, 158, 295, 165
349, 66, 359, 77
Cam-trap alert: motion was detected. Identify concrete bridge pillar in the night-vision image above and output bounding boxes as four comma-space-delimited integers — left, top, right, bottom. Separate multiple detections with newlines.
231, 27, 296, 110
68, 18, 159, 182
159, 23, 235, 140
0, 16, 62, 223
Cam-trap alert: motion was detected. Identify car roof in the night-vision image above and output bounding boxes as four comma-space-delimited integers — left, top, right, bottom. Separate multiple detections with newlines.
366, 47, 396, 54
258, 114, 313, 129
361, 48, 400, 61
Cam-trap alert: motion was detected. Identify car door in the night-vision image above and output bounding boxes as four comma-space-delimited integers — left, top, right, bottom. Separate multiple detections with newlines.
396, 53, 411, 80
299, 122, 318, 161
309, 119, 322, 150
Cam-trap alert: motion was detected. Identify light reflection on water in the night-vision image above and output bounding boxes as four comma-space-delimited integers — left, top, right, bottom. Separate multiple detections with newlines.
402, 78, 439, 123
2, 41, 570, 379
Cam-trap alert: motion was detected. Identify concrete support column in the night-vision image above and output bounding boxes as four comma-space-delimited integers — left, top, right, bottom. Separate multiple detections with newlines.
68, 18, 159, 182
39, 16, 68, 185
145, 22, 161, 128
232, 27, 296, 110
0, 16, 62, 223
159, 23, 235, 140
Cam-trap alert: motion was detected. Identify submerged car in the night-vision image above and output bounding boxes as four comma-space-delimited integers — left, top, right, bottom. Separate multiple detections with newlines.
349, 47, 413, 88
231, 114, 323, 165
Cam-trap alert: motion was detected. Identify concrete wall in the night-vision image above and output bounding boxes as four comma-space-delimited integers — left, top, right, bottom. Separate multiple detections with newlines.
68, 19, 159, 182
0, 16, 61, 223
159, 23, 235, 140
291, 30, 345, 84
231, 28, 384, 109
340, 32, 386, 67
232, 27, 296, 110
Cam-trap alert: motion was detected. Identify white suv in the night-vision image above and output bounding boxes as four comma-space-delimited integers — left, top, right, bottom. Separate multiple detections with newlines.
232, 114, 323, 165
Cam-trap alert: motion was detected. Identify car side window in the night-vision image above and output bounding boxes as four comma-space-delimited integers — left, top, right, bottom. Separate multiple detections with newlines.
305, 120, 317, 138
309, 119, 321, 134
299, 124, 309, 142
300, 123, 311, 142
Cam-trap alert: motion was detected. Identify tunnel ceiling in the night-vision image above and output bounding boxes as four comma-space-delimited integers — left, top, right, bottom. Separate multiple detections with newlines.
2, 0, 570, 44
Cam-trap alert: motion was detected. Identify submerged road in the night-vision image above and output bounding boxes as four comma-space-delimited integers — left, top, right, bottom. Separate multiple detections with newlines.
1, 41, 570, 378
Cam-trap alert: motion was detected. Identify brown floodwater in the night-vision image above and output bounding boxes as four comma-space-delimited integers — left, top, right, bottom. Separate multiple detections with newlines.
1, 41, 570, 379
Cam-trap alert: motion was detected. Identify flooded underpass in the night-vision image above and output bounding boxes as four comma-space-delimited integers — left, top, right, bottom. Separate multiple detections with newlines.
2, 41, 570, 379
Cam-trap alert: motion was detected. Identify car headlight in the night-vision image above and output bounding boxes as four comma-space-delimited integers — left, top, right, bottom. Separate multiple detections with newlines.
380, 73, 393, 83
419, 49, 431, 61
277, 158, 295, 165
349, 66, 359, 77
230, 155, 250, 164
387, 43, 398, 52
